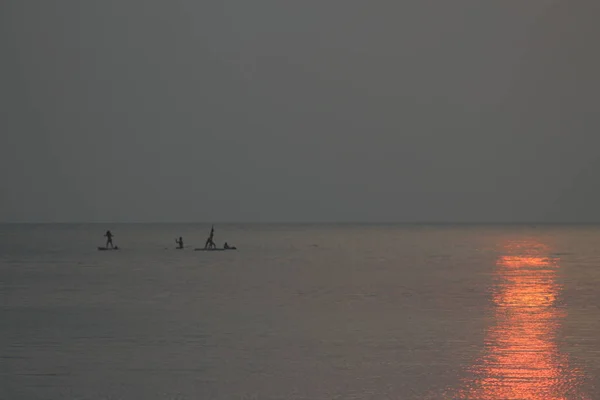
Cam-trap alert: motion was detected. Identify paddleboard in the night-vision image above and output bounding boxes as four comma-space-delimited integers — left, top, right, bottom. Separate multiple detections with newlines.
98, 246, 119, 251
194, 248, 237, 251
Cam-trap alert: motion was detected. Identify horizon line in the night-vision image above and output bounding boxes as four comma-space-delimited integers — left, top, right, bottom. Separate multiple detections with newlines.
2, 221, 600, 225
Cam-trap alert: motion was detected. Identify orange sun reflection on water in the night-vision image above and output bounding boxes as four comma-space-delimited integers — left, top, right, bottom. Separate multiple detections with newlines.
454, 241, 587, 400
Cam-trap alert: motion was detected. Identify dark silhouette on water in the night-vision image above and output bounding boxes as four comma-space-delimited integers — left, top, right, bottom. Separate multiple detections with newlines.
98, 230, 118, 250
204, 225, 216, 249
175, 236, 184, 249
104, 230, 114, 248
194, 229, 237, 251
193, 240, 236, 251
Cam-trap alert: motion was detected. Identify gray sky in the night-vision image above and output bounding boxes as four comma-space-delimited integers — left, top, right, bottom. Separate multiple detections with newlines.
1, 1, 599, 223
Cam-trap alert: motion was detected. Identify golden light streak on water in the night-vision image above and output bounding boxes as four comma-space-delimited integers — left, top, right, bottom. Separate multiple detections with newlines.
453, 240, 588, 399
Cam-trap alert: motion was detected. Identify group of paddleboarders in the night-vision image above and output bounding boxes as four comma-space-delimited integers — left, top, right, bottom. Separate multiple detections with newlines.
100, 226, 235, 250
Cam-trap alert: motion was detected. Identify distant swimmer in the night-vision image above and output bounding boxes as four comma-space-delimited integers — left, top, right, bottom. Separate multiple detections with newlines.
175, 236, 184, 249
204, 225, 216, 249
104, 230, 114, 249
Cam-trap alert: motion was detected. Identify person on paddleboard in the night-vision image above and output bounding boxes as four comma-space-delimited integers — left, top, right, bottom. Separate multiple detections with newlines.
176, 236, 184, 249
104, 230, 114, 248
204, 225, 216, 249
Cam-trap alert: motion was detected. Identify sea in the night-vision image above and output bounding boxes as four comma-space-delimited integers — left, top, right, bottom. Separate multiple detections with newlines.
1, 223, 600, 399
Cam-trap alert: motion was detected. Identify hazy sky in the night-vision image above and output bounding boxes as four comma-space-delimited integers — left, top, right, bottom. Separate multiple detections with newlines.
1, 1, 599, 222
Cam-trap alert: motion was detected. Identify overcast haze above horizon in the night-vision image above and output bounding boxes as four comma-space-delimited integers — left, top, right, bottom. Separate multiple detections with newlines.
1, 1, 599, 223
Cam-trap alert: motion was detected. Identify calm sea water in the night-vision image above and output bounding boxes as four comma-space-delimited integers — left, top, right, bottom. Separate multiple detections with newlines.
1, 224, 600, 399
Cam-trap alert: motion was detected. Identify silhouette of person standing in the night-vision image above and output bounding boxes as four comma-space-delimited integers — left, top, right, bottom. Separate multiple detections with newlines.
204, 225, 216, 249
176, 236, 184, 249
104, 230, 114, 248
